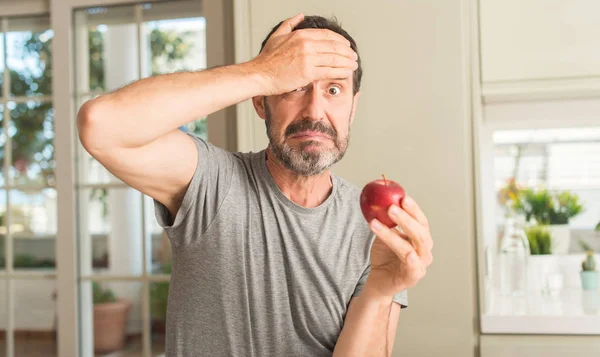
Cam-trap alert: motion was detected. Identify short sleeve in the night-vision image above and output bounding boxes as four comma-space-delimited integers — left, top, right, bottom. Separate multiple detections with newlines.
153, 132, 234, 249
352, 264, 408, 308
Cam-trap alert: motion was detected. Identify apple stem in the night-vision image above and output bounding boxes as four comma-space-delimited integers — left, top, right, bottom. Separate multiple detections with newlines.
382, 174, 387, 185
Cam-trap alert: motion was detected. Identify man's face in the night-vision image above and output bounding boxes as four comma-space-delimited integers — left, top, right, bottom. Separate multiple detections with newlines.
260, 78, 359, 176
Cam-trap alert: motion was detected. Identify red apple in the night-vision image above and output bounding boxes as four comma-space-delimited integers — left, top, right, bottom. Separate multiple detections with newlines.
360, 175, 406, 228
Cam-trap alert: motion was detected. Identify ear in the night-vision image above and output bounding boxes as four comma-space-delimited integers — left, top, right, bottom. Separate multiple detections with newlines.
252, 96, 267, 120
349, 91, 360, 125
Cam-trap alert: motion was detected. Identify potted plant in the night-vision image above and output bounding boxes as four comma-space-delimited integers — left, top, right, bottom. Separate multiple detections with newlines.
525, 225, 559, 292
513, 188, 584, 254
525, 225, 552, 255
92, 281, 133, 353
579, 240, 598, 291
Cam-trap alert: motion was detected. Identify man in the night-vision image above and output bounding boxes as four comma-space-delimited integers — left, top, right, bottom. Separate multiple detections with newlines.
78, 13, 433, 357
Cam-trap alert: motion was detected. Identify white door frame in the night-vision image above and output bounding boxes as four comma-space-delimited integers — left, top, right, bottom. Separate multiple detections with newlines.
49, 0, 239, 356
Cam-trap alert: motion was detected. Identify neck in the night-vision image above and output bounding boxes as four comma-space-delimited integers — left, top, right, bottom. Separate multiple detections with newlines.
265, 147, 333, 208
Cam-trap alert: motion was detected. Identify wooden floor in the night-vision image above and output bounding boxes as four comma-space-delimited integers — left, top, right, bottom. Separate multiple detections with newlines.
0, 335, 166, 357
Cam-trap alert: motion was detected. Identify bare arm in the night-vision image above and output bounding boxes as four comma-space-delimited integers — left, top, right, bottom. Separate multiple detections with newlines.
77, 13, 357, 218
333, 280, 401, 357
77, 64, 266, 217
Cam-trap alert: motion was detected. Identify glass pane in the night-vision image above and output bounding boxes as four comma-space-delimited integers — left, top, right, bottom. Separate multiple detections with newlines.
14, 279, 56, 356
145, 195, 169, 275
142, 1, 207, 139
142, 1, 206, 77
73, 5, 138, 94
150, 281, 168, 356
9, 101, 55, 187
0, 280, 6, 355
494, 127, 600, 232
79, 280, 142, 356
7, 16, 53, 97
489, 126, 600, 323
77, 187, 143, 277
180, 119, 207, 141
10, 189, 56, 271
0, 189, 5, 271
0, 105, 6, 187
0, 33, 5, 97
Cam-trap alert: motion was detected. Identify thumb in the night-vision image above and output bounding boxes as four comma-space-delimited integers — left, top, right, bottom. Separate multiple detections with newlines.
272, 13, 304, 36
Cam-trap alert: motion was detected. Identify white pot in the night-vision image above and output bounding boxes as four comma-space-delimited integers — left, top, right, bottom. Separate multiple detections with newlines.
528, 254, 561, 293
547, 224, 571, 255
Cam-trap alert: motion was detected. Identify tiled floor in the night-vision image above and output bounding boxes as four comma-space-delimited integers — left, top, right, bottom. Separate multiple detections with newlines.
0, 335, 166, 357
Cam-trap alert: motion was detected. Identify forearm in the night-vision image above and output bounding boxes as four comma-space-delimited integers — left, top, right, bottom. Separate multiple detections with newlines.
333, 279, 396, 357
77, 62, 266, 150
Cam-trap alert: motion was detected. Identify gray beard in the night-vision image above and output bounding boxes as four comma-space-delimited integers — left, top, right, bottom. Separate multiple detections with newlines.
264, 101, 350, 177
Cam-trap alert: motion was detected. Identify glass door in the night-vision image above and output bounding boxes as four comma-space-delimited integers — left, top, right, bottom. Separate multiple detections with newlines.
72, 1, 207, 356
0, 13, 57, 357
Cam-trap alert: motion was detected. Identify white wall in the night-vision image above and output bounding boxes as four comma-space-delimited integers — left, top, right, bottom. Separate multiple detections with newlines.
242, 1, 477, 356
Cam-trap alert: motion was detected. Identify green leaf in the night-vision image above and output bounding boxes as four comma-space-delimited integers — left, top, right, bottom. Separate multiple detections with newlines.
525, 225, 552, 255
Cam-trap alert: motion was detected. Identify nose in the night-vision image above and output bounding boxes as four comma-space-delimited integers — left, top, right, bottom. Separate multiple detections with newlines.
301, 86, 326, 121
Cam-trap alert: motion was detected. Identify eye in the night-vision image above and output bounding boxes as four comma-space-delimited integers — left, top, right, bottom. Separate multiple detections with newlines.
328, 86, 341, 96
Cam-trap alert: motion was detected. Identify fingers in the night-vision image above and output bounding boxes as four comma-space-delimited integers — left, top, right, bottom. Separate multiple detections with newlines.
394, 227, 410, 241
403, 251, 427, 287
388, 205, 433, 266
296, 28, 352, 47
369, 219, 416, 264
273, 13, 305, 36
311, 40, 358, 60
313, 53, 358, 70
401, 196, 429, 229
400, 197, 434, 252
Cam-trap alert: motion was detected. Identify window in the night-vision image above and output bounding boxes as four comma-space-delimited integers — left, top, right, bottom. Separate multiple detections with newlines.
494, 127, 600, 230
479, 104, 600, 335
0, 0, 230, 355
73, 1, 206, 355
0, 14, 57, 357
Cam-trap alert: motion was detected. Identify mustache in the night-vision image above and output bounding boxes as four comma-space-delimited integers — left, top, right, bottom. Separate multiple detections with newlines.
284, 119, 337, 139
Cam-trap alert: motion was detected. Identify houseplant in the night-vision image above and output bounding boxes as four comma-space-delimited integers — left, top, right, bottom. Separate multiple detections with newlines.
525, 225, 559, 292
92, 282, 132, 353
513, 188, 584, 254
579, 240, 598, 290
579, 240, 598, 291
525, 225, 552, 255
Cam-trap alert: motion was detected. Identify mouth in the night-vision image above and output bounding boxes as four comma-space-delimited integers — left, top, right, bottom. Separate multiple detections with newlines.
289, 131, 331, 140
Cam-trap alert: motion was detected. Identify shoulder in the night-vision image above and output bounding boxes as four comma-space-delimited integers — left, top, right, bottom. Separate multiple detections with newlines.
230, 150, 266, 172
332, 175, 368, 223
334, 175, 363, 201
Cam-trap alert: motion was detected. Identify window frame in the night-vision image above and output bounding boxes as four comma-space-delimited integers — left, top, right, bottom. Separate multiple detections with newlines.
0, 0, 240, 356
473, 51, 600, 338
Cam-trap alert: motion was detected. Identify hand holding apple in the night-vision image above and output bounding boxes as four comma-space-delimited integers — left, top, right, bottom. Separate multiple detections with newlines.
359, 176, 434, 296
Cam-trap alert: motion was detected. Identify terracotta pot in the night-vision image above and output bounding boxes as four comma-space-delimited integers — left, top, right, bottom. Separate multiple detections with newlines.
93, 299, 132, 353
151, 319, 167, 342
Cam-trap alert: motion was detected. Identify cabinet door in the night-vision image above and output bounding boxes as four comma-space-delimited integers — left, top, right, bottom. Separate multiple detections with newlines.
481, 335, 600, 357
480, 0, 600, 83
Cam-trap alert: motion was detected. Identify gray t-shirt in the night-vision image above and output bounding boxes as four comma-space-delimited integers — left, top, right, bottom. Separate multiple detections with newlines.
154, 133, 408, 357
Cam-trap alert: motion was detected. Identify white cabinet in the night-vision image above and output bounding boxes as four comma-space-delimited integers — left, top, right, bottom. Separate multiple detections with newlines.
480, 0, 600, 83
